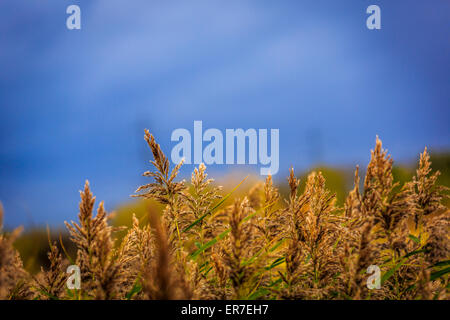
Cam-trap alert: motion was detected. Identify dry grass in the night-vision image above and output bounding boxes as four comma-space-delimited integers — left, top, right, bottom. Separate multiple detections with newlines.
0, 133, 448, 300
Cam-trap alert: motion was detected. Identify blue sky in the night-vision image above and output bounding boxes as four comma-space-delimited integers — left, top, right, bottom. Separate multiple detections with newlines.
0, 0, 449, 227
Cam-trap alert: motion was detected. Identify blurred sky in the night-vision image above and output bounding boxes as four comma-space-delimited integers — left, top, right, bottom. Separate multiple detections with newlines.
1, 0, 449, 227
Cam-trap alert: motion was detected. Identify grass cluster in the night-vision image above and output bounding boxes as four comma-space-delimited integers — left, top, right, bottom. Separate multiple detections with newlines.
0, 131, 449, 300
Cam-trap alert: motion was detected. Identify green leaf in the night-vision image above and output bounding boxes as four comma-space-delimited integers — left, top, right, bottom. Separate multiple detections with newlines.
268, 278, 283, 287
242, 249, 263, 267
404, 248, 428, 259
59, 233, 74, 265
269, 238, 285, 252
198, 261, 210, 272
247, 288, 270, 300
36, 287, 59, 300
265, 257, 285, 270
381, 249, 429, 285
405, 284, 416, 292
430, 266, 450, 281
125, 281, 142, 300
381, 260, 405, 285
203, 266, 213, 276
408, 234, 420, 244
430, 260, 450, 268
190, 229, 230, 259
380, 248, 428, 267
65, 287, 74, 298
